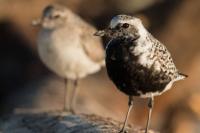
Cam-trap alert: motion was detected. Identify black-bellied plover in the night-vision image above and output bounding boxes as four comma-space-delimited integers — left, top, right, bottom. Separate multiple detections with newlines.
95, 15, 187, 133
33, 4, 105, 113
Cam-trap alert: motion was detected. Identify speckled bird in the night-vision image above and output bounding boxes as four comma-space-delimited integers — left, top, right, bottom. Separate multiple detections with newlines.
95, 15, 187, 133
33, 4, 105, 113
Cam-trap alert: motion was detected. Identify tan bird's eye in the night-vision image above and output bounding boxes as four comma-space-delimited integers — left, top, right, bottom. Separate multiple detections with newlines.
52, 14, 60, 19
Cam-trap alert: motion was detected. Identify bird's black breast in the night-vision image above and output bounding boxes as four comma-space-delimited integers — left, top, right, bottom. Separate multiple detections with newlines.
106, 38, 171, 96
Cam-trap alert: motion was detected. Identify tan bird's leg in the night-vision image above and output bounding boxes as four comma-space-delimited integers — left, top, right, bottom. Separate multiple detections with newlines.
69, 80, 78, 114
63, 79, 69, 111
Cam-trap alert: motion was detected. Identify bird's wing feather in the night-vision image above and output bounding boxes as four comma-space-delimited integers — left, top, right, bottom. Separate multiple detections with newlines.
153, 38, 180, 80
79, 23, 105, 64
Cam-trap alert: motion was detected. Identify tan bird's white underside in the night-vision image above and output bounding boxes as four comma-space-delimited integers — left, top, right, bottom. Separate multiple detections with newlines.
37, 26, 102, 80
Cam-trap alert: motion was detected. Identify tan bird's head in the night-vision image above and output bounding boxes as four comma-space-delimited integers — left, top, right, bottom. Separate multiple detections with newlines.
33, 4, 70, 29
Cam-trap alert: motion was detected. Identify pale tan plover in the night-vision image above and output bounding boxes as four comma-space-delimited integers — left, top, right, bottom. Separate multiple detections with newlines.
95, 14, 187, 133
33, 4, 105, 113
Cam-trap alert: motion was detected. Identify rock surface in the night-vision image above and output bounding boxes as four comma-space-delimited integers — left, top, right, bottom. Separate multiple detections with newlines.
0, 112, 157, 133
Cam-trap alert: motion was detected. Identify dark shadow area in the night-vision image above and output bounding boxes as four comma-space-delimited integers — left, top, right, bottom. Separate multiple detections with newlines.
138, 0, 184, 33
0, 20, 48, 114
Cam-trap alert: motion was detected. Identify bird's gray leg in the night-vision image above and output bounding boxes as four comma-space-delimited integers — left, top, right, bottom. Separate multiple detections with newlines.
63, 79, 70, 111
69, 80, 78, 114
119, 96, 134, 133
145, 96, 154, 133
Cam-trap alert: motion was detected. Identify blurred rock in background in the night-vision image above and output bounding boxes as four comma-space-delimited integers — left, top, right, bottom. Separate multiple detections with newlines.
0, 0, 199, 133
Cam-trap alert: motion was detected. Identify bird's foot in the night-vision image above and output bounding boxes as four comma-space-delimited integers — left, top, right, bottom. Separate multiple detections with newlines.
69, 108, 76, 114
62, 105, 76, 114
119, 129, 128, 133
62, 106, 69, 112
140, 129, 152, 133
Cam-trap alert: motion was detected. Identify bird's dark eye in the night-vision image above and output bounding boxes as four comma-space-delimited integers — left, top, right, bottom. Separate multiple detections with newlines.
52, 14, 60, 19
122, 23, 129, 28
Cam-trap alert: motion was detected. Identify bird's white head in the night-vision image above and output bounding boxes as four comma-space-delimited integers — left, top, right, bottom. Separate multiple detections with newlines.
109, 15, 142, 29
95, 15, 147, 40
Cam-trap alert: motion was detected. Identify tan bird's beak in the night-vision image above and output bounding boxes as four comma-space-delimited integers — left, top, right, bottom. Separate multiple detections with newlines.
94, 30, 106, 37
31, 18, 42, 26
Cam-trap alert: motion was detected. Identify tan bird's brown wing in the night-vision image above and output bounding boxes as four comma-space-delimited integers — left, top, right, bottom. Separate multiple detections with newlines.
80, 23, 105, 63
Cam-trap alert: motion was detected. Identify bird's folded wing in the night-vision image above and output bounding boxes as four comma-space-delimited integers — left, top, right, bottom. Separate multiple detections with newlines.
80, 24, 105, 64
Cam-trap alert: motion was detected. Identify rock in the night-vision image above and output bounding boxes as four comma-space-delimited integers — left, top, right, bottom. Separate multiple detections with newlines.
0, 112, 158, 133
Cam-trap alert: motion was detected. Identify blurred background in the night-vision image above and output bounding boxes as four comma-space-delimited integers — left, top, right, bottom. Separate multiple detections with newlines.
0, 0, 200, 133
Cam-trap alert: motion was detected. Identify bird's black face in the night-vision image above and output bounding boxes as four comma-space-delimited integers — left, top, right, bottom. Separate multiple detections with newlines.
95, 23, 140, 41
95, 15, 143, 40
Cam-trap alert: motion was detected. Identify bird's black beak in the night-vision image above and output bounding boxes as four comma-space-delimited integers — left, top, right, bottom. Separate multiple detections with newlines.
94, 30, 106, 37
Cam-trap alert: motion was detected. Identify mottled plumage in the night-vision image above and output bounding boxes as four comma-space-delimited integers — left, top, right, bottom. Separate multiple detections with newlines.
106, 32, 185, 98
95, 14, 187, 133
